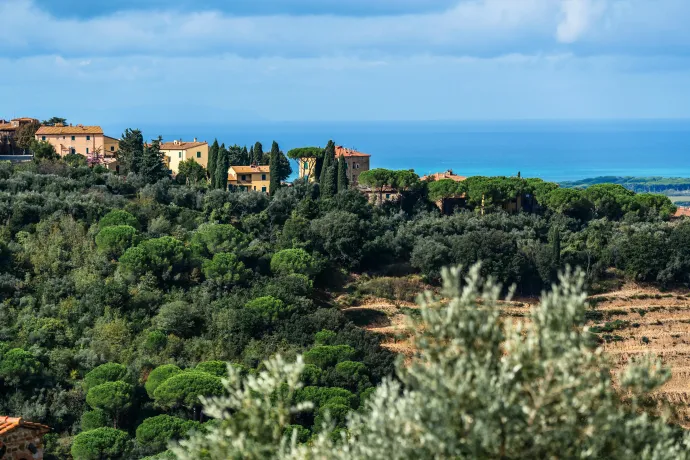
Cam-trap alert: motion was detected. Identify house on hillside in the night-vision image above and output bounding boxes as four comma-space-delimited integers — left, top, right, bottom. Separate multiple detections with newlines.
160, 139, 209, 174
421, 169, 466, 183
0, 416, 50, 459
228, 165, 271, 193
0, 117, 40, 155
423, 169, 468, 215
336, 146, 370, 186
360, 185, 401, 204
297, 146, 371, 186
35, 124, 119, 159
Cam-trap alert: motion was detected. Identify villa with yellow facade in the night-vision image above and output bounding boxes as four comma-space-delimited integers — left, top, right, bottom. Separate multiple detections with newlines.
227, 165, 271, 193
35, 124, 119, 158
298, 146, 371, 186
160, 139, 208, 174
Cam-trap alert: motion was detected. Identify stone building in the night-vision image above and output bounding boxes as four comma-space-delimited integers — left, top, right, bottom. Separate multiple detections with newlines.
0, 416, 50, 460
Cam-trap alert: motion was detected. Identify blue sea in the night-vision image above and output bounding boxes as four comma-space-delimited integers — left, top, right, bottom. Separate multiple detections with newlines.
104, 120, 690, 182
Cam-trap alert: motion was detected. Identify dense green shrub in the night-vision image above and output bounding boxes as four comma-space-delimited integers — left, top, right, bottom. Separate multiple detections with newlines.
270, 248, 317, 277
145, 364, 183, 399
80, 409, 110, 431
153, 371, 224, 412
136, 414, 200, 456
303, 345, 356, 369
71, 427, 131, 460
195, 361, 227, 378
99, 209, 139, 229
95, 225, 137, 258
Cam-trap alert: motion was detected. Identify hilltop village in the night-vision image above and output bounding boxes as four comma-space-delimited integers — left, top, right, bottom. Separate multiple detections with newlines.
0, 116, 468, 207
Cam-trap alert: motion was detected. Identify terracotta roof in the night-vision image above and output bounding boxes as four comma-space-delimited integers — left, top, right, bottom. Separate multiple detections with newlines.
36, 125, 103, 135
421, 170, 467, 182
336, 146, 371, 158
675, 207, 690, 217
0, 416, 50, 437
0, 124, 16, 131
104, 135, 120, 142
160, 141, 207, 150
13, 117, 39, 123
230, 165, 270, 174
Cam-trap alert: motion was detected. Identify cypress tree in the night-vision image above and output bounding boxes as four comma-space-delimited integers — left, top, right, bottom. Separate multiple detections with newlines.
208, 139, 219, 185
337, 155, 349, 192
269, 141, 281, 196
249, 146, 255, 165
215, 146, 229, 191
319, 141, 335, 187
253, 142, 263, 165
553, 227, 561, 267
322, 164, 337, 198
242, 146, 249, 165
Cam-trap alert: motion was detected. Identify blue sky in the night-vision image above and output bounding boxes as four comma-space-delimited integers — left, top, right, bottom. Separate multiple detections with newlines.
1, 0, 690, 123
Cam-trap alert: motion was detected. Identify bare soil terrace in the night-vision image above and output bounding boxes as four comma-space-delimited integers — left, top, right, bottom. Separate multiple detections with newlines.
340, 276, 690, 426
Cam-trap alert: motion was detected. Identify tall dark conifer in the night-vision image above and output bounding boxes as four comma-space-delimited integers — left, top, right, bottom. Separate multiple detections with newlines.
140, 137, 168, 184
320, 140, 336, 196
337, 155, 349, 192
253, 142, 263, 165
269, 141, 281, 196
208, 139, 219, 185
241, 146, 250, 165
215, 146, 229, 190
117, 129, 145, 175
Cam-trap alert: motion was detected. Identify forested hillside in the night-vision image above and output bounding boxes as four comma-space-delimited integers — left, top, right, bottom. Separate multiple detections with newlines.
0, 146, 687, 458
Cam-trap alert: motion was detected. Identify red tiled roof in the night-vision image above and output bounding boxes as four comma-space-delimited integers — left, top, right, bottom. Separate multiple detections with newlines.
336, 146, 371, 158
160, 141, 207, 150
0, 124, 16, 131
230, 165, 270, 174
0, 416, 50, 437
36, 125, 103, 135
421, 170, 466, 182
675, 207, 690, 217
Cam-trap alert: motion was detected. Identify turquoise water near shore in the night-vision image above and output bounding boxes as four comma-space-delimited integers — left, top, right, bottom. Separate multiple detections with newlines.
105, 120, 690, 182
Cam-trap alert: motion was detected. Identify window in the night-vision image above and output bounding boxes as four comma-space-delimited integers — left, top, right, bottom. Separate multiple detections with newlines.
71, 136, 75, 141
386, 194, 391, 199
262, 186, 267, 193
110, 146, 115, 152
241, 175, 247, 181
86, 148, 89, 154
197, 151, 201, 158
86, 135, 90, 141
303, 161, 309, 170
254, 186, 256, 191
262, 174, 266, 181
41, 136, 46, 141
178, 152, 182, 158
354, 163, 360, 169
71, 148, 76, 154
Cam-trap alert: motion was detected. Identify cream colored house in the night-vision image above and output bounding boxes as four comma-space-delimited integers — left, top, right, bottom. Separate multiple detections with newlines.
35, 124, 118, 158
160, 139, 208, 174
228, 165, 271, 193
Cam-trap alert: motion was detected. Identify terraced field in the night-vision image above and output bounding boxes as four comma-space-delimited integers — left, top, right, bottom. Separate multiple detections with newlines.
589, 285, 690, 425
342, 277, 690, 425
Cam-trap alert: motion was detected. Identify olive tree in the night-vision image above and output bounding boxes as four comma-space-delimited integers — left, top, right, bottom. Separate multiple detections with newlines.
174, 264, 690, 459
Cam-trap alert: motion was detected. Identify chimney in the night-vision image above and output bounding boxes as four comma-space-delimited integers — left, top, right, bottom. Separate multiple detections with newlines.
193, 137, 197, 142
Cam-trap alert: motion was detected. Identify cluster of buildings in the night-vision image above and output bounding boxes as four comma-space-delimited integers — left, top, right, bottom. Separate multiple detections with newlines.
2, 117, 467, 202
0, 117, 41, 155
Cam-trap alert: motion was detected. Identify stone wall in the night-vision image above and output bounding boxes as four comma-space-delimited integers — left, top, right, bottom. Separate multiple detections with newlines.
0, 427, 45, 460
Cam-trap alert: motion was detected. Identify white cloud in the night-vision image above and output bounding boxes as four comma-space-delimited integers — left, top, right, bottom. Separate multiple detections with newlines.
1, 0, 688, 59
558, 0, 591, 42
